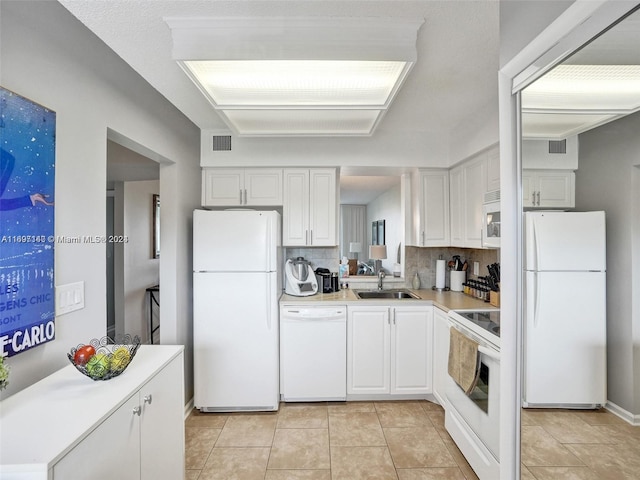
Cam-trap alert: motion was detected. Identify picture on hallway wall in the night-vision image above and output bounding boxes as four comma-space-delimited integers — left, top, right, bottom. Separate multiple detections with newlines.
0, 87, 56, 357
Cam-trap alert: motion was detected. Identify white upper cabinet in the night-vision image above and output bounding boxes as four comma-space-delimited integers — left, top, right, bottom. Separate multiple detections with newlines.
449, 145, 499, 249
202, 168, 283, 206
283, 168, 337, 247
412, 169, 450, 247
486, 145, 500, 193
463, 154, 487, 248
523, 170, 575, 208
449, 165, 464, 247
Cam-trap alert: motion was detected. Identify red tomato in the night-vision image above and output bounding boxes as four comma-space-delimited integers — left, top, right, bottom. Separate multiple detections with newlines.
74, 345, 96, 366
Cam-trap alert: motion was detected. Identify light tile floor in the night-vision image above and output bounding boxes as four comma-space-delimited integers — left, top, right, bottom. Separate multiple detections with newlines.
184, 401, 640, 480
521, 408, 640, 480
185, 400, 479, 480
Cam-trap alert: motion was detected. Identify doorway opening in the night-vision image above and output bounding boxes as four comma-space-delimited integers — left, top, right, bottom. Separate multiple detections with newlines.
106, 138, 160, 344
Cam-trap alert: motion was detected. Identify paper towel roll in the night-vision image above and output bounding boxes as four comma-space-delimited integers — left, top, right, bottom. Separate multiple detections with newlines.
436, 259, 446, 289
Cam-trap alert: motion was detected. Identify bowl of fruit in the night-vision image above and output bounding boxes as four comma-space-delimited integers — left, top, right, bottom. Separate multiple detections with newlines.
68, 334, 141, 381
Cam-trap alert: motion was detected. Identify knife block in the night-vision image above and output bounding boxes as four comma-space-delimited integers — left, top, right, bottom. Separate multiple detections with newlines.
490, 290, 500, 307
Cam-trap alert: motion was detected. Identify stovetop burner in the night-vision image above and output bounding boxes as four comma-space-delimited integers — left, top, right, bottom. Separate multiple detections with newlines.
456, 310, 500, 337
449, 309, 501, 348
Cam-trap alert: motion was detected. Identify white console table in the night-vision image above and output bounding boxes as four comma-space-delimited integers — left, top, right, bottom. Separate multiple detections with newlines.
0, 345, 185, 480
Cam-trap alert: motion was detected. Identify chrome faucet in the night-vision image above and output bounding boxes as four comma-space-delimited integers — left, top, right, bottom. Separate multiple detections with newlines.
377, 270, 386, 290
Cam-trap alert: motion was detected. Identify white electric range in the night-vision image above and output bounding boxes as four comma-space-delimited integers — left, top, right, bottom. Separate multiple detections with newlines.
445, 309, 500, 480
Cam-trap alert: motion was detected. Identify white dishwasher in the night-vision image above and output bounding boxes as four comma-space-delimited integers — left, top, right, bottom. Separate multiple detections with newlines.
280, 305, 347, 402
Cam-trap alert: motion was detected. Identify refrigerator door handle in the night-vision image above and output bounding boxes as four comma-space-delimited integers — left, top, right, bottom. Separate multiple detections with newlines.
534, 272, 541, 328
266, 275, 272, 330
532, 217, 540, 272
526, 272, 538, 329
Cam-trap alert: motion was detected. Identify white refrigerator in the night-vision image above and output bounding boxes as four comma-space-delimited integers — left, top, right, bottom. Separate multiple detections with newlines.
193, 209, 281, 412
523, 211, 607, 407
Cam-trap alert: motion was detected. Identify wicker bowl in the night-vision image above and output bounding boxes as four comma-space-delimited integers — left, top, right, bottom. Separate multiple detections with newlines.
68, 335, 141, 381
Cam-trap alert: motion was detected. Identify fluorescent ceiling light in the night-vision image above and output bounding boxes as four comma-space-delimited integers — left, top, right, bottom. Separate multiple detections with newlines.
166, 17, 423, 136
221, 109, 381, 136
522, 65, 640, 138
183, 60, 408, 107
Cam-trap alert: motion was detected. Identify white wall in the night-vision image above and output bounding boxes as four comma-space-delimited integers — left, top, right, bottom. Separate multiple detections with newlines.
575, 111, 640, 417
0, 0, 201, 400
201, 130, 450, 169
123, 180, 159, 344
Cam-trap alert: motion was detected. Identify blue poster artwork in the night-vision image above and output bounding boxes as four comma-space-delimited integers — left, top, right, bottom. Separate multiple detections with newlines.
0, 87, 56, 357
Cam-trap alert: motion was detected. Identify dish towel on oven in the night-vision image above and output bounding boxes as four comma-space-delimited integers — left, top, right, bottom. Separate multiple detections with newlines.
448, 327, 481, 395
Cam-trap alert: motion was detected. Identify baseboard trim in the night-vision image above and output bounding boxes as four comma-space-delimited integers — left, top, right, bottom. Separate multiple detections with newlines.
605, 400, 639, 426
184, 396, 195, 420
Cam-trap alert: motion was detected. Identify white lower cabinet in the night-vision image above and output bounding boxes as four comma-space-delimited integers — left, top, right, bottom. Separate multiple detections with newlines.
0, 346, 184, 480
53, 394, 141, 480
347, 305, 433, 397
53, 351, 184, 480
432, 307, 450, 407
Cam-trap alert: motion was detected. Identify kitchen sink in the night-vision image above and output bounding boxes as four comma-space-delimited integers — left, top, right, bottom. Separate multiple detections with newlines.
354, 289, 421, 300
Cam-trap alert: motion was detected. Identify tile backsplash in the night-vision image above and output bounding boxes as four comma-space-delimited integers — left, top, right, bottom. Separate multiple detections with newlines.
405, 246, 499, 290
284, 246, 499, 290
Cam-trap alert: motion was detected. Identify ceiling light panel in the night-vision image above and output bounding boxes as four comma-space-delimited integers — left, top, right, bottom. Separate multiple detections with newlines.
183, 60, 408, 107
222, 109, 381, 136
521, 112, 617, 139
522, 65, 640, 111
166, 16, 423, 136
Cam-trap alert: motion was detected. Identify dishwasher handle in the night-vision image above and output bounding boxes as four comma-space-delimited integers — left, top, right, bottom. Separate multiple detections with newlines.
281, 308, 346, 321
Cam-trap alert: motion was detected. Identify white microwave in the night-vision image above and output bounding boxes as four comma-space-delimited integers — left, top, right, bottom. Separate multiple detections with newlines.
482, 196, 500, 248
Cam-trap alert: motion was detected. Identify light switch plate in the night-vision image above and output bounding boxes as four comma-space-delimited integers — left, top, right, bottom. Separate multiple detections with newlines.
473, 262, 480, 276
56, 281, 85, 316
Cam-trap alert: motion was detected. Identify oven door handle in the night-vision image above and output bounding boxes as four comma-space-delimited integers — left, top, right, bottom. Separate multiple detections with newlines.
478, 345, 500, 361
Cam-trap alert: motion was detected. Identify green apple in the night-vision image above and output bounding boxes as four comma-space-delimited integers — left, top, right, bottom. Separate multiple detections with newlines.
86, 353, 110, 378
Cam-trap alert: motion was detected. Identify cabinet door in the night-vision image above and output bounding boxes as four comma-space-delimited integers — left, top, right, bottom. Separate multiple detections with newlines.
140, 353, 185, 480
244, 169, 283, 206
347, 307, 390, 395
202, 168, 244, 206
432, 308, 450, 407
420, 170, 450, 246
537, 171, 575, 208
522, 170, 575, 208
53, 394, 140, 480
463, 156, 486, 248
391, 307, 432, 395
283, 169, 310, 246
522, 171, 536, 207
486, 146, 500, 193
309, 169, 337, 246
449, 166, 464, 247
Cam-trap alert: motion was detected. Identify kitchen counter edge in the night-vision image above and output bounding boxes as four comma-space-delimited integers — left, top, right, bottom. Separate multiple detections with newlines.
279, 289, 495, 312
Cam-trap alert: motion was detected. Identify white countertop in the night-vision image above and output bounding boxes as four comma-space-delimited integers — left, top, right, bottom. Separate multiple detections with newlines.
280, 288, 495, 312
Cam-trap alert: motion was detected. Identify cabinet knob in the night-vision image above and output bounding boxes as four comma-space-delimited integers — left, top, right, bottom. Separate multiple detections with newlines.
144, 394, 153, 405
132, 406, 142, 416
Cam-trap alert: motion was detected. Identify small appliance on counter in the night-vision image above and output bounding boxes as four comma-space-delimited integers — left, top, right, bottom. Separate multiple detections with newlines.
315, 267, 333, 293
285, 257, 318, 296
